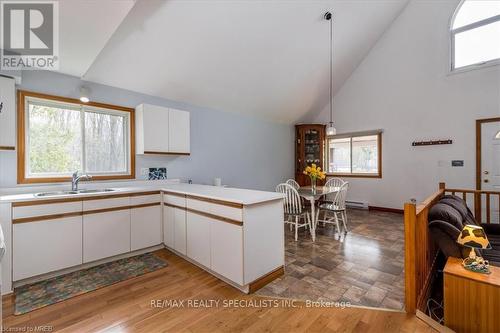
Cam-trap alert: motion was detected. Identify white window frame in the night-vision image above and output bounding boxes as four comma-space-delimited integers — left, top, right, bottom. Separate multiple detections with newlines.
18, 91, 135, 183
450, 0, 500, 73
326, 130, 382, 178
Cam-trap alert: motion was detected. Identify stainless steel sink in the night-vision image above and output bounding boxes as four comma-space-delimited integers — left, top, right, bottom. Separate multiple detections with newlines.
34, 189, 116, 197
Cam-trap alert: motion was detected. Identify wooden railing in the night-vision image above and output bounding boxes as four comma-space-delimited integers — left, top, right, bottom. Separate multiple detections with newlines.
443, 187, 500, 224
404, 182, 500, 314
404, 184, 444, 314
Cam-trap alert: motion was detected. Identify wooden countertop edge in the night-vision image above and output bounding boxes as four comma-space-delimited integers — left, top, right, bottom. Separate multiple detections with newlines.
7, 189, 283, 207
444, 257, 500, 286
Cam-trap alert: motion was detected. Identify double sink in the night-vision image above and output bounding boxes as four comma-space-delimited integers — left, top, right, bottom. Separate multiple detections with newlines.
35, 188, 116, 197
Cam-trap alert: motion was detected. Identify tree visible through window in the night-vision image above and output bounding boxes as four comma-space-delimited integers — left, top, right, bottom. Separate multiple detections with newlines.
327, 132, 381, 177
19, 91, 134, 183
451, 0, 500, 70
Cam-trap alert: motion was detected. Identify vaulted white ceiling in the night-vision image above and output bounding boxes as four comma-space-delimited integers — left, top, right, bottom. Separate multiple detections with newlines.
59, 0, 409, 123
58, 0, 135, 77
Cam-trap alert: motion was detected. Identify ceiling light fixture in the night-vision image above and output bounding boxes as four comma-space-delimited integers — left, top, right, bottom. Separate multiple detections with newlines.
325, 11, 336, 136
79, 86, 90, 103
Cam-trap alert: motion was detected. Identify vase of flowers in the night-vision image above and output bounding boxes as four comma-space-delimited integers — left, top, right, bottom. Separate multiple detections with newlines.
303, 163, 326, 192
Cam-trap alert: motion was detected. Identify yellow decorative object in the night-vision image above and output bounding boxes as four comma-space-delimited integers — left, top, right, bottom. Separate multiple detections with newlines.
456, 224, 491, 274
303, 164, 326, 182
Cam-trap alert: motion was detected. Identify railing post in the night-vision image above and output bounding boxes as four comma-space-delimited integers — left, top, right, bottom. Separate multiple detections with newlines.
474, 192, 482, 223
404, 202, 417, 314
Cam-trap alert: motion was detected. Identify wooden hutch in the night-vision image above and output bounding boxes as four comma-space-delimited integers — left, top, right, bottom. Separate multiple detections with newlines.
295, 124, 326, 186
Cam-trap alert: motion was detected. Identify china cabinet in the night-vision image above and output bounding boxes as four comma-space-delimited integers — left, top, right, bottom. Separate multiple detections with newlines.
295, 124, 326, 186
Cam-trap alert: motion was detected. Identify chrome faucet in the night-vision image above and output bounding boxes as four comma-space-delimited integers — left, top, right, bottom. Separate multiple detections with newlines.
71, 171, 92, 191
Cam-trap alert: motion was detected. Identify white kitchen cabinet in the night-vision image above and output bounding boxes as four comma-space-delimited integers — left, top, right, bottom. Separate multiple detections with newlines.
186, 211, 211, 268
83, 209, 131, 263
210, 220, 244, 285
168, 108, 190, 154
131, 205, 162, 251
163, 205, 175, 248
13, 216, 83, 281
135, 104, 190, 155
135, 104, 169, 154
173, 207, 187, 255
0, 76, 16, 150
163, 204, 186, 255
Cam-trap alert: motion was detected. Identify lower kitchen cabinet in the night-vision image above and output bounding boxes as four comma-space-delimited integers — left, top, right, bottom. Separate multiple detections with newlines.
186, 211, 211, 268
13, 216, 83, 281
163, 205, 187, 255
83, 209, 131, 263
131, 205, 162, 251
210, 220, 243, 285
173, 208, 187, 255
163, 205, 175, 248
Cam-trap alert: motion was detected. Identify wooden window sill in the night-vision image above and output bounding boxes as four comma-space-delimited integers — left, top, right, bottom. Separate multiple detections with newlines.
326, 173, 382, 179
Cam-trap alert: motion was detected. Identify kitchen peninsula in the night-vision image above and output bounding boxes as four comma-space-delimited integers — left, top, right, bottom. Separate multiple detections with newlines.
0, 183, 285, 295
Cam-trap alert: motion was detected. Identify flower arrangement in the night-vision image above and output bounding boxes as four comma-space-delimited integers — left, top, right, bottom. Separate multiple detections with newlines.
303, 163, 326, 190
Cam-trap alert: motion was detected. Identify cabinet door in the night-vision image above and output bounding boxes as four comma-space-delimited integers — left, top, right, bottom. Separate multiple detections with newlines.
0, 76, 16, 149
168, 109, 190, 153
186, 211, 211, 268
173, 207, 186, 255
143, 104, 169, 153
163, 205, 175, 248
83, 210, 131, 263
210, 221, 243, 285
131, 205, 162, 251
13, 216, 82, 281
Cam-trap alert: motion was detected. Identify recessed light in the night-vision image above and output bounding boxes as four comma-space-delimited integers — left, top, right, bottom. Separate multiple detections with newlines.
79, 86, 90, 103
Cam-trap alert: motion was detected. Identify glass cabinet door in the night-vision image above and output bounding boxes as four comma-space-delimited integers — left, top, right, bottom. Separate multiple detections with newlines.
304, 129, 321, 166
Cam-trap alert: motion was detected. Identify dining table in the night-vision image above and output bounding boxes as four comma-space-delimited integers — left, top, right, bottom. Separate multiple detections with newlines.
297, 185, 341, 242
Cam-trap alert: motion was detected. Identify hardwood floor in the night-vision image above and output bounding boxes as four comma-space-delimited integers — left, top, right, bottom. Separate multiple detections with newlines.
3, 249, 434, 332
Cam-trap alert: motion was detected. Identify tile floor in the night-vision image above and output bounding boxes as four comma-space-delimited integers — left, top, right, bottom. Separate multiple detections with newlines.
257, 209, 405, 310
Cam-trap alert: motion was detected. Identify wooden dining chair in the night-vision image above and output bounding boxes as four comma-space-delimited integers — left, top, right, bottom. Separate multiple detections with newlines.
318, 182, 349, 234
276, 183, 311, 241
285, 179, 300, 190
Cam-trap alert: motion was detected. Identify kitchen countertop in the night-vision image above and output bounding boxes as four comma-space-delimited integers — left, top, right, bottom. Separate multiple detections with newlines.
0, 183, 284, 206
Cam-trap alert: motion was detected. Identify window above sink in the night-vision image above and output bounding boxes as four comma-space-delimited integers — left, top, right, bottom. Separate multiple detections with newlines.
17, 91, 136, 184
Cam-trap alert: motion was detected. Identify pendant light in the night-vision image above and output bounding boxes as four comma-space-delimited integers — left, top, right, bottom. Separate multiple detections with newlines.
325, 11, 336, 136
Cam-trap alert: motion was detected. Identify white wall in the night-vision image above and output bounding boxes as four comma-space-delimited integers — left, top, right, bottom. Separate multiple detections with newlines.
311, 0, 500, 209
0, 71, 294, 191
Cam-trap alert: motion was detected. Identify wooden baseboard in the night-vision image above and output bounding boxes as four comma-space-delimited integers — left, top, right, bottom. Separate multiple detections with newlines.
248, 266, 285, 293
368, 206, 404, 214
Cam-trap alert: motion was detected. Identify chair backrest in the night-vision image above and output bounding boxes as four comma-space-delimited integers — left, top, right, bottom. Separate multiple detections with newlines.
285, 179, 300, 190
325, 177, 344, 188
276, 183, 302, 215
333, 182, 349, 210
324, 177, 345, 202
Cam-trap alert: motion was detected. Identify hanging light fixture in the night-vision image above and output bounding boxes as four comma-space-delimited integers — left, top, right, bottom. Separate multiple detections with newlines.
325, 11, 336, 136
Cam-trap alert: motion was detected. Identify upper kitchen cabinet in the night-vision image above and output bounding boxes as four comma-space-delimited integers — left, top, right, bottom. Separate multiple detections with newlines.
168, 108, 190, 154
135, 104, 190, 155
0, 76, 16, 150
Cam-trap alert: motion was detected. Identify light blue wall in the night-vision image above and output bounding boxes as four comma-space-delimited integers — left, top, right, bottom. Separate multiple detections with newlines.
0, 71, 294, 191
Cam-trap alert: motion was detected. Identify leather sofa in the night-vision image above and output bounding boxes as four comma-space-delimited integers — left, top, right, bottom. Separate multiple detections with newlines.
428, 195, 500, 266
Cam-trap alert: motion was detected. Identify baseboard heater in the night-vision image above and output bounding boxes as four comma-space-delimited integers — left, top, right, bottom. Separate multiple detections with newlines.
346, 200, 368, 210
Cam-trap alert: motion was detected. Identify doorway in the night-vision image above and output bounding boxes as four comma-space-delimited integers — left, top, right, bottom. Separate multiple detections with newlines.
476, 117, 500, 223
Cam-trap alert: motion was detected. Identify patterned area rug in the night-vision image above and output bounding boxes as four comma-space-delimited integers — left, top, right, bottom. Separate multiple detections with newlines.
15, 252, 168, 315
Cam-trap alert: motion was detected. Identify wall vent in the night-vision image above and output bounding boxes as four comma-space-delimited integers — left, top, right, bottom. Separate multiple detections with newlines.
346, 200, 368, 209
